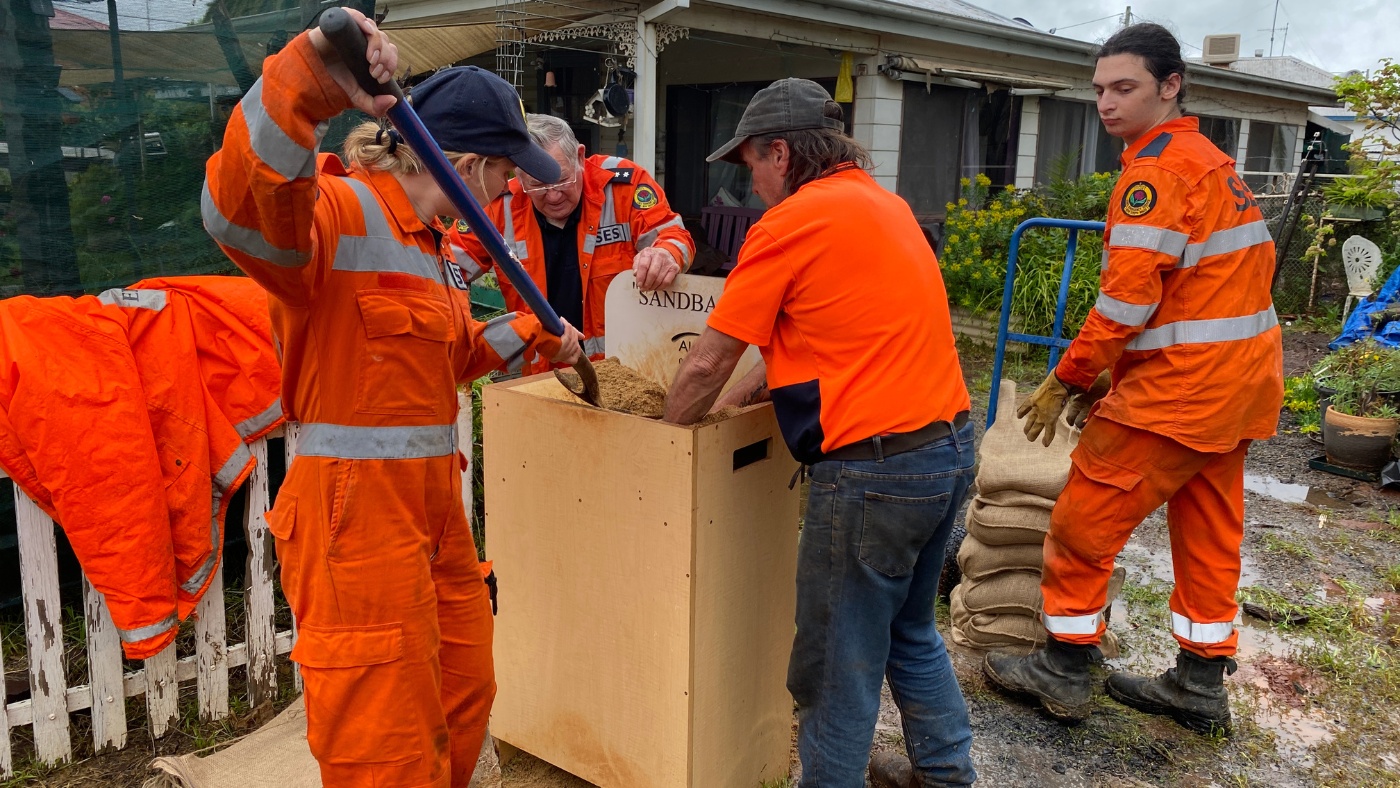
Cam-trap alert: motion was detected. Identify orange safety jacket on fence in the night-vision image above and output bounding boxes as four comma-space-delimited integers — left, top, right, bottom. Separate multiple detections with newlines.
0, 276, 283, 659
1054, 116, 1284, 452
446, 154, 694, 375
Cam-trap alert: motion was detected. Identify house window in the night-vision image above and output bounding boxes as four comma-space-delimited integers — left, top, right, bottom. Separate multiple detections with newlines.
1034, 98, 1122, 184
896, 83, 1020, 218
1245, 120, 1299, 174
664, 80, 838, 216
1196, 115, 1240, 157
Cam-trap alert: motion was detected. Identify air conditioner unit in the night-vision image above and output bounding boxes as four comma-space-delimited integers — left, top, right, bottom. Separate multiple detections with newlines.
1202, 34, 1242, 65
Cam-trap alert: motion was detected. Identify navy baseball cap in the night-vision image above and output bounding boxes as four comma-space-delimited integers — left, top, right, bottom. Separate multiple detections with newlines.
410, 66, 561, 183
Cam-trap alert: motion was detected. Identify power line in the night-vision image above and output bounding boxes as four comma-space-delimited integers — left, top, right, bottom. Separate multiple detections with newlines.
1047, 13, 1121, 35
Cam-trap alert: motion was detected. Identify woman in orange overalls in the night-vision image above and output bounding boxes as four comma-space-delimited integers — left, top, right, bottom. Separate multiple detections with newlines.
203, 10, 581, 785
982, 22, 1282, 738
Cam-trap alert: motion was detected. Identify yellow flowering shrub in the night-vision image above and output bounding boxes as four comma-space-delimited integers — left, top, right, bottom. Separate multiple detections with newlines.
937, 170, 1118, 337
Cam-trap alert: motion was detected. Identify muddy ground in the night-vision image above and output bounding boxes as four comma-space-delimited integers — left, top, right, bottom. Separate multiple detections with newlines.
16, 326, 1400, 787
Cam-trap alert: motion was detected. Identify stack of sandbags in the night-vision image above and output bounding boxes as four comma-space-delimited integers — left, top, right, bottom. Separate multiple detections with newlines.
950, 379, 1124, 656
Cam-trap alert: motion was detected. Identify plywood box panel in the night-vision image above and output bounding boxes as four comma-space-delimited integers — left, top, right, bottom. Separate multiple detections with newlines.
484, 374, 800, 788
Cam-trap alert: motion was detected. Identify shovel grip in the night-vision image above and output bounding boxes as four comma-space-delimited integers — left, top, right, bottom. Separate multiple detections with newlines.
318, 7, 405, 102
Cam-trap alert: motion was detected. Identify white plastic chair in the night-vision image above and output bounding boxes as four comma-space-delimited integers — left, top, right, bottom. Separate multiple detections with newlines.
1342, 235, 1383, 321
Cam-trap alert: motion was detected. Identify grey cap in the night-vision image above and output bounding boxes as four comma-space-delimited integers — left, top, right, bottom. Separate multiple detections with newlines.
706, 78, 845, 164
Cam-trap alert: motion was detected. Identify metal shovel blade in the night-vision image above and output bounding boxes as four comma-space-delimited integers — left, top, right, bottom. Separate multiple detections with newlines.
555, 356, 603, 407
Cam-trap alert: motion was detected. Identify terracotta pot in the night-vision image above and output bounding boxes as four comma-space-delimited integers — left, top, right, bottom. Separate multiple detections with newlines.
1322, 406, 1400, 471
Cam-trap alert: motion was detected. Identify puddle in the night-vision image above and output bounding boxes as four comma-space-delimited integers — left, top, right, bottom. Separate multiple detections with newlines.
1244, 473, 1350, 508
1119, 543, 1262, 588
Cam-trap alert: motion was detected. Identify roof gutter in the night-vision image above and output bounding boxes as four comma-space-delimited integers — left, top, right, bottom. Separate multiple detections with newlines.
701, 0, 1337, 105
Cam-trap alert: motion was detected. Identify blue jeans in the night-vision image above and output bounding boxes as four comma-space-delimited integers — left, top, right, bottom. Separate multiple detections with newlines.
790, 421, 977, 787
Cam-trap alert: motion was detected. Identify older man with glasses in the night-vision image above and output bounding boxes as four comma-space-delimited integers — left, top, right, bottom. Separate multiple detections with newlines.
448, 114, 695, 375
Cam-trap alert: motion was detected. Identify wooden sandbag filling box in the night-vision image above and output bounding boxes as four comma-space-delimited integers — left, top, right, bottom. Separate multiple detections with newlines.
483, 372, 800, 787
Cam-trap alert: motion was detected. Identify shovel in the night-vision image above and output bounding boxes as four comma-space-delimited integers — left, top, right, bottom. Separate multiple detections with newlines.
319, 8, 601, 407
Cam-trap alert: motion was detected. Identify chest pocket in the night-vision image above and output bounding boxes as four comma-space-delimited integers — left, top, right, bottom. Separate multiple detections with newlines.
355, 290, 456, 416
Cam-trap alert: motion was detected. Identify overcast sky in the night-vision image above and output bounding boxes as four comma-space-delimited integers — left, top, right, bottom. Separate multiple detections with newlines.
977, 0, 1397, 75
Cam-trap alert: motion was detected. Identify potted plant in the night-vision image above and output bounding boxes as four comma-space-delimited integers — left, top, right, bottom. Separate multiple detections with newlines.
1322, 170, 1395, 222
1313, 339, 1400, 470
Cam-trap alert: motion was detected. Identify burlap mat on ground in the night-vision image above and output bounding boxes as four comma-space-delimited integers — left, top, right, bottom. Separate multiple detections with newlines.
144, 698, 502, 788
965, 497, 1051, 546
957, 534, 1045, 581
975, 380, 1077, 500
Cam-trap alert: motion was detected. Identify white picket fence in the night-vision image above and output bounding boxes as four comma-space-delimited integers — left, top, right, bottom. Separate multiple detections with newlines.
0, 394, 474, 776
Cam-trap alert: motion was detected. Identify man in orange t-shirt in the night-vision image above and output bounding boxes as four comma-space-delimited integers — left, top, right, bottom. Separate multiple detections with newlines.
663, 79, 975, 788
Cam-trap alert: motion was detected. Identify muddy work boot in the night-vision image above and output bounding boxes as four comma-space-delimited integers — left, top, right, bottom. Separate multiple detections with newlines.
1106, 649, 1237, 735
867, 750, 916, 788
983, 637, 1100, 722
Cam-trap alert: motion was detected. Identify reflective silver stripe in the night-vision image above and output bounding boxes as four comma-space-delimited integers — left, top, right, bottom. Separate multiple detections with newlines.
1095, 293, 1158, 327
483, 312, 527, 364
201, 181, 308, 267
296, 422, 456, 459
583, 335, 606, 356
98, 288, 168, 312
663, 238, 692, 267
1178, 220, 1272, 269
118, 614, 178, 644
449, 244, 486, 281
600, 156, 623, 169
1100, 247, 1109, 271
236, 399, 283, 439
1110, 224, 1189, 256
507, 353, 526, 375
1042, 611, 1102, 636
333, 178, 442, 281
180, 506, 221, 594
600, 183, 617, 228
1126, 306, 1278, 351
583, 234, 596, 254
503, 193, 528, 259
339, 177, 393, 237
241, 79, 320, 181
1171, 612, 1235, 644
636, 215, 687, 250
214, 442, 253, 492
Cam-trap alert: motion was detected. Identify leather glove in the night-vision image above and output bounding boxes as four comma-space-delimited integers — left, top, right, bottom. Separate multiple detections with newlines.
1064, 370, 1112, 429
1016, 373, 1075, 447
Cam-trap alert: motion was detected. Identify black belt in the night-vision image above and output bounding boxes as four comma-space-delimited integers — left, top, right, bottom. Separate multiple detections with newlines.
820, 411, 970, 463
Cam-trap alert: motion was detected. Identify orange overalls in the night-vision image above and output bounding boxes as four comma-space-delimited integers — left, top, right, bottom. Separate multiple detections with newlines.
446, 154, 694, 374
203, 32, 562, 786
1042, 116, 1283, 658
0, 276, 282, 659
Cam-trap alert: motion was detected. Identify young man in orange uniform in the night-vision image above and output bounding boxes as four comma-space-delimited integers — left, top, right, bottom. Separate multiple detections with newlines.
664, 79, 976, 788
203, 10, 582, 784
983, 23, 1283, 735
448, 113, 694, 375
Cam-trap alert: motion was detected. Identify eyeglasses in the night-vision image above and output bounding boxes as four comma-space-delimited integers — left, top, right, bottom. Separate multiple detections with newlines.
519, 175, 577, 195
519, 164, 578, 195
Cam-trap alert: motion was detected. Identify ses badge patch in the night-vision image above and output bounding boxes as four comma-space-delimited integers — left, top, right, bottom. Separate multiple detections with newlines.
1121, 181, 1158, 217
633, 184, 659, 210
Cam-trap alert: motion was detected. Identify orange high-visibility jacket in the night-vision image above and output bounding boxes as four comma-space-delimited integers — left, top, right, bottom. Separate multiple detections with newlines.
0, 276, 283, 659
201, 32, 559, 471
446, 154, 694, 374
1056, 116, 1283, 452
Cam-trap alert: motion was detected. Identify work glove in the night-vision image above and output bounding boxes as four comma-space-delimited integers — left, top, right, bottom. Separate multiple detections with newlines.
1016, 372, 1075, 447
1064, 370, 1112, 429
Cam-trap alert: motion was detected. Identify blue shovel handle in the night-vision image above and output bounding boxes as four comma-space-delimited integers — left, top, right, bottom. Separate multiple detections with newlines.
318, 8, 565, 337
